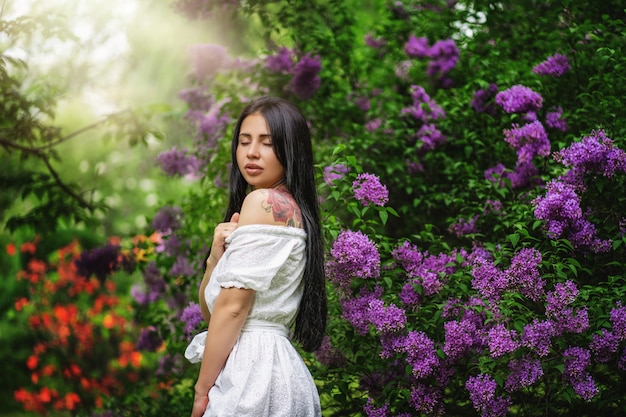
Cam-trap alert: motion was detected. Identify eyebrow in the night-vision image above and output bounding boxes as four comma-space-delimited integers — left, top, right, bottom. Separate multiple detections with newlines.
238, 133, 272, 138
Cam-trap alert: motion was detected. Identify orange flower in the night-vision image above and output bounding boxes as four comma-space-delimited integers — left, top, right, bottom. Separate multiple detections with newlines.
14, 297, 28, 311
6, 243, 16, 256
26, 354, 38, 370
20, 241, 37, 254
64, 392, 81, 410
37, 386, 53, 403
130, 351, 142, 368
102, 313, 115, 329
149, 231, 162, 244
27, 259, 47, 274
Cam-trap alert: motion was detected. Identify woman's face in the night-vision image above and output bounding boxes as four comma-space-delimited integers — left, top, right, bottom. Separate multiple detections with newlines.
236, 113, 285, 189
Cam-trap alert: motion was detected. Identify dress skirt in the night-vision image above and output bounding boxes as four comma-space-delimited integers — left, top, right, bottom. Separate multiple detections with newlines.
203, 322, 321, 417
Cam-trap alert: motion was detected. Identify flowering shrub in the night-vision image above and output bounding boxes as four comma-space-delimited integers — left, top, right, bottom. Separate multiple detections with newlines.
9, 235, 162, 414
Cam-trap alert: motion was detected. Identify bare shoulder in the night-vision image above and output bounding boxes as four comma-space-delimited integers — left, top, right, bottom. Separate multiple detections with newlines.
238, 188, 303, 228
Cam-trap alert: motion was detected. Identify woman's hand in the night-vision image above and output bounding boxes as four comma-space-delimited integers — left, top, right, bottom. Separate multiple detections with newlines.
207, 213, 240, 266
190, 390, 209, 417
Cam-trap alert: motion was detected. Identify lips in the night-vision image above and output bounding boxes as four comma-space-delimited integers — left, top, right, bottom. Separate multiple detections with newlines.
244, 163, 263, 175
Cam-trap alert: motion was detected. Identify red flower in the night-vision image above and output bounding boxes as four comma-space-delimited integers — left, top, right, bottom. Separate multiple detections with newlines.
6, 243, 16, 256
26, 354, 38, 370
20, 241, 37, 254
14, 297, 28, 311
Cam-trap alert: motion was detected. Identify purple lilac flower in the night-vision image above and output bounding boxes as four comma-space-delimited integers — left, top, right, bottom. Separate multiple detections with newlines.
266, 47, 293, 73
188, 44, 231, 81
495, 84, 543, 114
313, 336, 345, 367
395, 60, 413, 80
590, 329, 620, 362
380, 332, 406, 359
449, 215, 479, 237
410, 383, 443, 415
364, 398, 389, 417
341, 286, 384, 335
545, 106, 568, 131
156, 147, 200, 177
404, 35, 429, 58
416, 123, 446, 151
521, 319, 556, 357
426, 39, 460, 77
393, 242, 457, 296
503, 120, 550, 163
444, 318, 480, 359
75, 243, 128, 283
562, 346, 599, 401
323, 163, 350, 186
142, 261, 166, 302
161, 234, 183, 257
471, 257, 508, 302
532, 53, 571, 77
611, 302, 626, 340
403, 331, 440, 379
136, 326, 163, 352
555, 129, 626, 185
326, 230, 380, 290
352, 173, 389, 206
531, 179, 610, 253
484, 163, 506, 184
619, 347, 626, 371
487, 324, 519, 358
365, 118, 382, 132
505, 248, 545, 301
505, 356, 543, 392
399, 281, 421, 307
365, 33, 387, 49
367, 299, 407, 333
401, 85, 446, 122
466, 374, 511, 417
355, 96, 371, 112
508, 160, 541, 189
169, 255, 195, 278
290, 53, 322, 99
152, 205, 184, 233
156, 353, 184, 377
179, 88, 214, 112
471, 83, 499, 115
131, 285, 148, 305
181, 302, 203, 338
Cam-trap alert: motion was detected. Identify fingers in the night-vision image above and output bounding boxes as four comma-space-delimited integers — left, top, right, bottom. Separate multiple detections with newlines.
230, 212, 240, 223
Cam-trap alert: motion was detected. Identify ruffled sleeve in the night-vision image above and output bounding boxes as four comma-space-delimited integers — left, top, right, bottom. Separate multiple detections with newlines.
213, 225, 306, 292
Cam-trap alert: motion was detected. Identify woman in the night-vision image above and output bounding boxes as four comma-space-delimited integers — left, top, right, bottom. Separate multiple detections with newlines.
185, 96, 326, 416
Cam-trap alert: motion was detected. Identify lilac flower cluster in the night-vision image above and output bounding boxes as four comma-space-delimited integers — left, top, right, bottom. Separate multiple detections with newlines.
352, 173, 389, 206
495, 85, 543, 114
152, 205, 184, 233
401, 85, 446, 123
136, 326, 163, 352
471, 83, 499, 115
562, 346, 598, 401
188, 43, 231, 82
590, 328, 620, 362
533, 180, 611, 253
545, 280, 590, 335
131, 261, 167, 306
365, 33, 387, 49
181, 302, 203, 339
289, 53, 322, 100
521, 319, 556, 357
169, 255, 195, 278
341, 287, 406, 336
363, 398, 389, 417
471, 248, 544, 303
323, 163, 350, 186
393, 241, 458, 299
266, 47, 294, 73
156, 147, 200, 177
326, 230, 380, 290
443, 318, 482, 360
415, 123, 446, 152
554, 129, 626, 187
448, 215, 478, 237
75, 243, 129, 283
365, 118, 382, 132
465, 374, 512, 417
410, 383, 443, 415
610, 302, 626, 339
505, 356, 543, 392
426, 39, 460, 78
487, 324, 519, 358
404, 35, 430, 58
503, 121, 550, 163
532, 53, 571, 77
184, 97, 231, 163
545, 106, 568, 131
402, 331, 440, 379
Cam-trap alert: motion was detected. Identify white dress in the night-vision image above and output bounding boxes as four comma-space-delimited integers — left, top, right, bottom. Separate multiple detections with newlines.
184, 224, 322, 417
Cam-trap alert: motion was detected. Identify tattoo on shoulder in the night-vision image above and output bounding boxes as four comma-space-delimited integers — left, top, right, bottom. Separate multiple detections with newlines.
261, 189, 303, 227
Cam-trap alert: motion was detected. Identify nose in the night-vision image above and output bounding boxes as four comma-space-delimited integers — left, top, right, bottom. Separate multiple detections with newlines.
247, 141, 260, 158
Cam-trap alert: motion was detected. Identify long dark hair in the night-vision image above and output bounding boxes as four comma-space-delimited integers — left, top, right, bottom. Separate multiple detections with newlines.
224, 96, 326, 352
